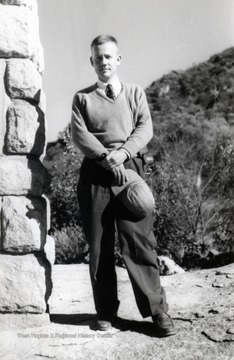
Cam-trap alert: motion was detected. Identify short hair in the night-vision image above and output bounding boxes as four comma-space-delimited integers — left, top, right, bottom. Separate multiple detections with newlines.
91, 34, 118, 48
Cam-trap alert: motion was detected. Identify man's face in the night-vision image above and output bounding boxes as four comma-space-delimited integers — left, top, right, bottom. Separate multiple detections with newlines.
90, 42, 121, 82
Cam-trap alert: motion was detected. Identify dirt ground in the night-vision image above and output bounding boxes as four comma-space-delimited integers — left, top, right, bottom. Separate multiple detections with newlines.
1, 262, 234, 360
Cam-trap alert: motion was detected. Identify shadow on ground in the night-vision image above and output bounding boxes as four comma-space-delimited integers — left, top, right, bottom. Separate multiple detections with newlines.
50, 313, 169, 337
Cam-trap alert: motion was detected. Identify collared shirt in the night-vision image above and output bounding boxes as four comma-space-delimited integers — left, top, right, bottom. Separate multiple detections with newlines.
97, 78, 122, 98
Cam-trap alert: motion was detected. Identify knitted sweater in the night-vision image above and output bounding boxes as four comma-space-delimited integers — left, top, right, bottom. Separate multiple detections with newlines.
71, 82, 153, 159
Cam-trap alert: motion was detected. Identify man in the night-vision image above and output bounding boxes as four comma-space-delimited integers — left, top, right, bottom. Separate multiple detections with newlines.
71, 34, 175, 336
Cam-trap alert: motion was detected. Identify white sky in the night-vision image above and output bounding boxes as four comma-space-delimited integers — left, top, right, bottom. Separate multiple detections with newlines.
38, 0, 234, 142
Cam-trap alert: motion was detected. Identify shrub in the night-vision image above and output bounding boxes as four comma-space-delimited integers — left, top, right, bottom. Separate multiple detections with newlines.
149, 113, 234, 269
44, 126, 84, 231
43, 127, 86, 264
53, 224, 88, 264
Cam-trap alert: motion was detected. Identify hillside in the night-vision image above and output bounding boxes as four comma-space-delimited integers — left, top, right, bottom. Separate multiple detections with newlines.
142, 48, 234, 268
146, 47, 234, 123
145, 47, 234, 165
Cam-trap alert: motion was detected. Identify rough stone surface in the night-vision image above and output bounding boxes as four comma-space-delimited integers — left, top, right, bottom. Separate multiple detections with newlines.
6, 59, 42, 101
44, 235, 56, 265
43, 195, 51, 232
0, 60, 11, 155
0, 156, 48, 196
0, 199, 2, 250
0, 0, 53, 326
0, 313, 50, 331
1, 196, 47, 252
0, 4, 41, 61
6, 100, 45, 155
1, 263, 234, 359
39, 89, 46, 113
0, 254, 46, 313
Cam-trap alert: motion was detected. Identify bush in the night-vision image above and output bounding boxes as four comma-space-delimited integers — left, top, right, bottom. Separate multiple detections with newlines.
44, 126, 84, 231
145, 49, 234, 269
43, 127, 86, 264
53, 224, 88, 264
149, 113, 234, 269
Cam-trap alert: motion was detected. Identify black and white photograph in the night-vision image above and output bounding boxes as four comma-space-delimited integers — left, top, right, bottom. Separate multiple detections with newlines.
0, 0, 234, 359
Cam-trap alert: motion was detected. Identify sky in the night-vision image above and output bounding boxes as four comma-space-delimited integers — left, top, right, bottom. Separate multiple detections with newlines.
37, 0, 234, 142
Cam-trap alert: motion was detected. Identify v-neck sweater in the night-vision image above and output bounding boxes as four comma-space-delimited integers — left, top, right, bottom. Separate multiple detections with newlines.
71, 82, 153, 159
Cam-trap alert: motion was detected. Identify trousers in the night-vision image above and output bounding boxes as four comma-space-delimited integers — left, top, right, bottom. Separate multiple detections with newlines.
77, 156, 168, 319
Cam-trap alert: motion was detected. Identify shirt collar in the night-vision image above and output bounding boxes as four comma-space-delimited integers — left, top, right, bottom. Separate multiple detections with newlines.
97, 77, 122, 96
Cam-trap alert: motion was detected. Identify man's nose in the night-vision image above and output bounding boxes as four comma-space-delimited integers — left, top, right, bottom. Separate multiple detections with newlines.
101, 56, 108, 65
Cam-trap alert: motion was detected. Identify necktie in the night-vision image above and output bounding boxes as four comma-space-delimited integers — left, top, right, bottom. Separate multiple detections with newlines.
105, 84, 116, 100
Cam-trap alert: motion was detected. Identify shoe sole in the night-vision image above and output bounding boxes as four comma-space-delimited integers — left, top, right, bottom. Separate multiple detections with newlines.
96, 322, 112, 331
158, 329, 176, 337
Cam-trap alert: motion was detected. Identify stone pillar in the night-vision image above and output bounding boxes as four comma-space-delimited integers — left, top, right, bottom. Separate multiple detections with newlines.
0, 0, 54, 322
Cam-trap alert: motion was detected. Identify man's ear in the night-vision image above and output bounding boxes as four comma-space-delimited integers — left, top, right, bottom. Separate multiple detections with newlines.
117, 54, 122, 66
90, 56, 94, 66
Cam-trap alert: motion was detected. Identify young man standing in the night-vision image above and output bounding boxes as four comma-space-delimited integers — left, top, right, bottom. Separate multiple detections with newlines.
71, 34, 175, 336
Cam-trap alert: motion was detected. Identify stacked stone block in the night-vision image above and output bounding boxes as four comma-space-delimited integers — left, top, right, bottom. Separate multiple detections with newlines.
0, 0, 53, 315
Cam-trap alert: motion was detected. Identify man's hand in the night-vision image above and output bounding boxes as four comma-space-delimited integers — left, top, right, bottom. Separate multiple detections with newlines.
97, 149, 129, 185
112, 164, 128, 186
100, 149, 128, 170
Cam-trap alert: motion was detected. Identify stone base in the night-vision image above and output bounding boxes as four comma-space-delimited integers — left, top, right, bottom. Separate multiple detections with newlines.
0, 313, 50, 331
0, 253, 49, 313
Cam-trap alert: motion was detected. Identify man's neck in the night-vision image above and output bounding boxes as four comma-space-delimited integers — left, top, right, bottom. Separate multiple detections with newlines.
97, 76, 122, 96
98, 74, 119, 86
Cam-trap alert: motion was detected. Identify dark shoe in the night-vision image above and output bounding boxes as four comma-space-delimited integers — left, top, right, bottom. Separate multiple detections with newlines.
152, 312, 175, 337
96, 312, 117, 331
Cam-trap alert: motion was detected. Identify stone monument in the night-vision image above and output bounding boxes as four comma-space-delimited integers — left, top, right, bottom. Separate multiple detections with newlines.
0, 0, 54, 324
